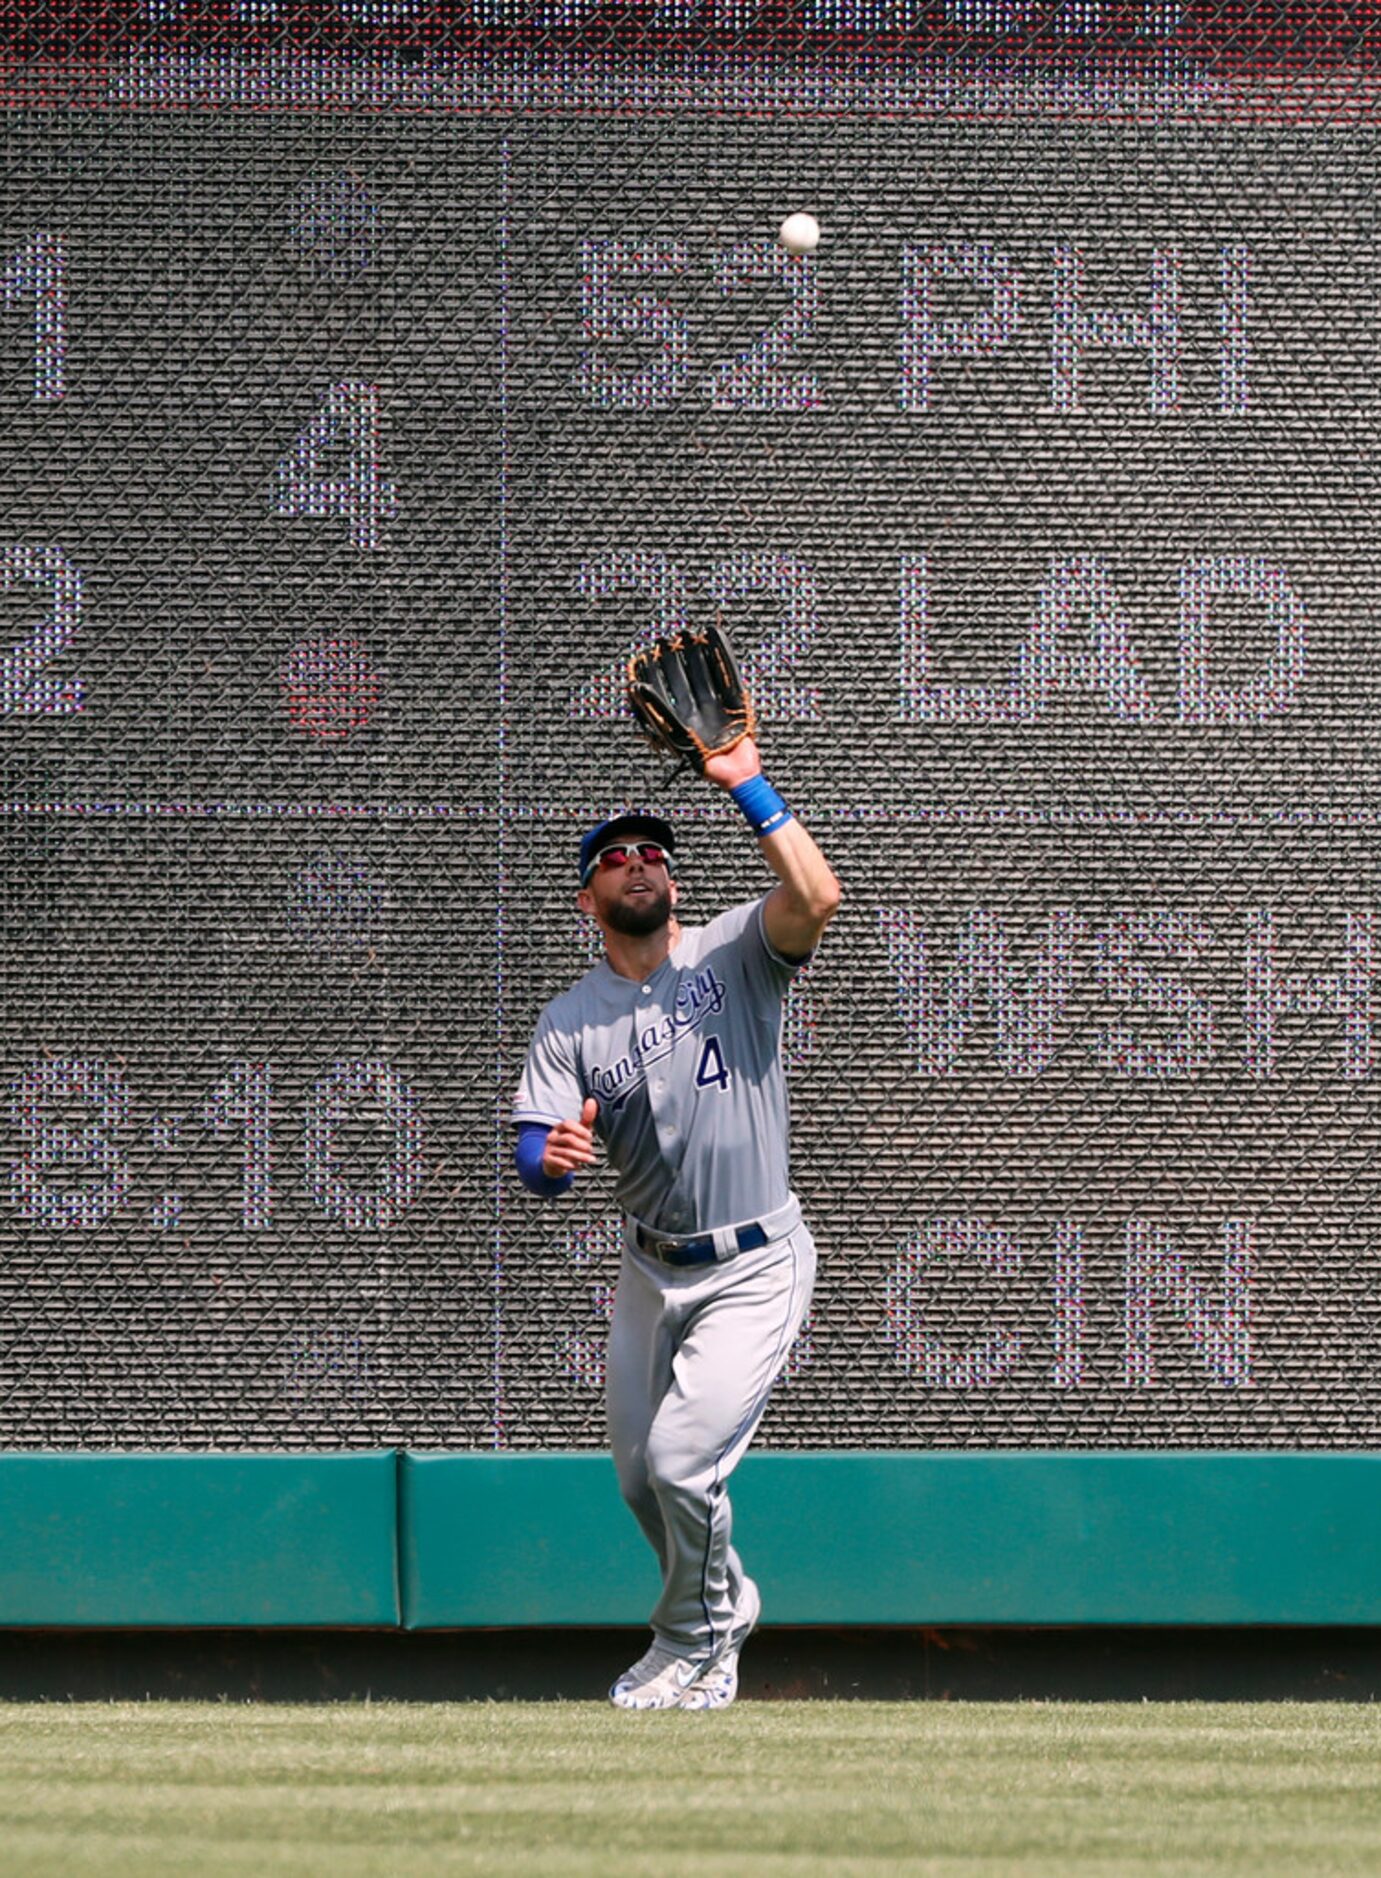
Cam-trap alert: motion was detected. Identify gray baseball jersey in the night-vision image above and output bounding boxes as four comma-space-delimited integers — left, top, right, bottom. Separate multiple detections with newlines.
512, 895, 804, 1233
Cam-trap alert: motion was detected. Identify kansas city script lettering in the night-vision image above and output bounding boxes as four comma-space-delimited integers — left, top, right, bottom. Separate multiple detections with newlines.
589, 967, 727, 1107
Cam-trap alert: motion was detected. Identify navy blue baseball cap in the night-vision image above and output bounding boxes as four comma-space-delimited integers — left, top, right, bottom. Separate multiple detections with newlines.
579, 812, 677, 885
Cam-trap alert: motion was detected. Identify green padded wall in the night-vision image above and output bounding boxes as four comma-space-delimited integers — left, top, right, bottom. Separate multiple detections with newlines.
402, 1450, 653, 1627
3, 1450, 1379, 1629
0, 1452, 400, 1627
401, 1451, 1381, 1628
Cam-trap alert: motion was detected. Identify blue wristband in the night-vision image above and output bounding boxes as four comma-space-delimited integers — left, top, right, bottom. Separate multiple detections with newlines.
730, 774, 794, 839
514, 1124, 574, 1198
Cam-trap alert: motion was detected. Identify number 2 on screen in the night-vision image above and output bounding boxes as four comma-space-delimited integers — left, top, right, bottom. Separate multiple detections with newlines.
0, 545, 85, 716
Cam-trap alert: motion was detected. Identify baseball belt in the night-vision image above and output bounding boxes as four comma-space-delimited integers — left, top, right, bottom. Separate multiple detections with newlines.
633, 1196, 802, 1268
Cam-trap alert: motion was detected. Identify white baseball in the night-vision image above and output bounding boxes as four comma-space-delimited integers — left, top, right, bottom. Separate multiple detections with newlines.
777, 211, 820, 256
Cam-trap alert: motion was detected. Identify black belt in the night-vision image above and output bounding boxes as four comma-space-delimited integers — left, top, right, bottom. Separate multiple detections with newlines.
636, 1221, 769, 1268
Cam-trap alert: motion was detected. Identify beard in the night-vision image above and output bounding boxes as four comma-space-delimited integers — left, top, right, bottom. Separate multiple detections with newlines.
605, 884, 674, 937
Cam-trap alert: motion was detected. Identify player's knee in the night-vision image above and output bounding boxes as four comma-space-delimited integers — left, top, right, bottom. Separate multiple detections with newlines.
644, 1427, 713, 1502
612, 1441, 654, 1510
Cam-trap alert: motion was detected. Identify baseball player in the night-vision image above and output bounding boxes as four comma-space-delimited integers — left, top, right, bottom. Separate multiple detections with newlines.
512, 640, 839, 1709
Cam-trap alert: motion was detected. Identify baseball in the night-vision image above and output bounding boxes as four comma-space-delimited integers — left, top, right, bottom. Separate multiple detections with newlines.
777, 211, 820, 256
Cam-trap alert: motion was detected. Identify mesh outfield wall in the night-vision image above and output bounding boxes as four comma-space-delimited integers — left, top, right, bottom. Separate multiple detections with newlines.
0, 3, 1377, 1449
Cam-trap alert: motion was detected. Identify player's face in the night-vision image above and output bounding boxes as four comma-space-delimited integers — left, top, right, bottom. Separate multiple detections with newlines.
579, 843, 677, 937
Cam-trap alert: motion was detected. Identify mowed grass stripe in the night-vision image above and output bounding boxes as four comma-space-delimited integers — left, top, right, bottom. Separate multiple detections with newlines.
2, 1702, 1381, 1876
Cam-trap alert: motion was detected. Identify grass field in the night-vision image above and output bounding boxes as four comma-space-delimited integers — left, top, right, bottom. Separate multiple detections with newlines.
3, 1701, 1381, 1876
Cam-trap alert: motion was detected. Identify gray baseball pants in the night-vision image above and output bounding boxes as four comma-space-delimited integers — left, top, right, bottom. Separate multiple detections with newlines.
605, 1203, 816, 1655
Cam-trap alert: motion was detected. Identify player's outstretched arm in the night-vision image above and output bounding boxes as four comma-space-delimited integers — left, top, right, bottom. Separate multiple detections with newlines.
702, 736, 841, 958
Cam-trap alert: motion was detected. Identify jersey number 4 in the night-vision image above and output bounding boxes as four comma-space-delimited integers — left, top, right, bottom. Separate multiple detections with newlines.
695, 1036, 731, 1092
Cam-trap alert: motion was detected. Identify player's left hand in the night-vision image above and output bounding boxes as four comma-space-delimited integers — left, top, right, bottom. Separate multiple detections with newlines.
702, 734, 762, 791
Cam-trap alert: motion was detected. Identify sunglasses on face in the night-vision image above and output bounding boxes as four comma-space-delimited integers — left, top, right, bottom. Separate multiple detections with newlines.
584, 842, 672, 883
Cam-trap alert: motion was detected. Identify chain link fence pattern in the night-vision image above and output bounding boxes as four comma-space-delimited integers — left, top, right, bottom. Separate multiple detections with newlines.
0, 8, 1377, 1446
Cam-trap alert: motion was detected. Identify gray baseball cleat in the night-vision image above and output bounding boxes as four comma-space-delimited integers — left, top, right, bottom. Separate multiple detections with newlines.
609, 1638, 709, 1710
677, 1577, 761, 1711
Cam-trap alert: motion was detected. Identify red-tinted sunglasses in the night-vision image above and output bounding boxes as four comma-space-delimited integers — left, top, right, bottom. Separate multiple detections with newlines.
583, 841, 672, 884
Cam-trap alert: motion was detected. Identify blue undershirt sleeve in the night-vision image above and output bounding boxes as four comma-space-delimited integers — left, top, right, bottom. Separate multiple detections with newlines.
514, 1123, 574, 1197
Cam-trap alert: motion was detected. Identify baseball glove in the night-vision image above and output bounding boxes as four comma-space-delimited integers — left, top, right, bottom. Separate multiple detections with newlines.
626, 625, 756, 774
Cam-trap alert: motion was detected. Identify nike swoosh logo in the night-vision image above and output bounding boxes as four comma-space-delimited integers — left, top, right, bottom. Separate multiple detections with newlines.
672, 1659, 701, 1687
